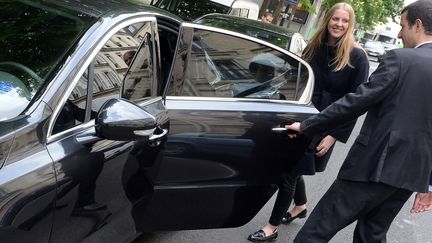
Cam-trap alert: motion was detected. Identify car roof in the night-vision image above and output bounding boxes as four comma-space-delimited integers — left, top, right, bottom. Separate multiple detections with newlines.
33, 0, 182, 20
365, 40, 383, 45
194, 13, 295, 37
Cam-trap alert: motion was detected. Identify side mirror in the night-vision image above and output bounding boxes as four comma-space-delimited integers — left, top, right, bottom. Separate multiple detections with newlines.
96, 98, 157, 141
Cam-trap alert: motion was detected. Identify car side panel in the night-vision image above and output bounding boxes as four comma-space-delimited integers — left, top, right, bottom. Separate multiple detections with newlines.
47, 99, 169, 242
0, 103, 56, 243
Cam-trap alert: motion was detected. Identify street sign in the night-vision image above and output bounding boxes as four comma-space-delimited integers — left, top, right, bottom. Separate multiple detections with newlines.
285, 0, 299, 5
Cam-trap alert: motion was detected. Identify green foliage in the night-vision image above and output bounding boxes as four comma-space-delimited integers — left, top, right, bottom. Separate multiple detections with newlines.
321, 0, 404, 30
300, 0, 317, 14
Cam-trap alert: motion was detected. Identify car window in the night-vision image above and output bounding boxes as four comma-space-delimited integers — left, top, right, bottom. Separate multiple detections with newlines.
231, 8, 250, 18
52, 77, 88, 134
167, 29, 309, 101
122, 23, 155, 101
53, 22, 154, 134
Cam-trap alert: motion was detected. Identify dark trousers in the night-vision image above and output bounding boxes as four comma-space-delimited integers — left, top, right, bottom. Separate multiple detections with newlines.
294, 179, 413, 243
269, 172, 307, 226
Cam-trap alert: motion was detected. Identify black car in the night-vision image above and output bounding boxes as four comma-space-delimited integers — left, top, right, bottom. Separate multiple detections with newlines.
0, 1, 317, 242
150, 0, 233, 21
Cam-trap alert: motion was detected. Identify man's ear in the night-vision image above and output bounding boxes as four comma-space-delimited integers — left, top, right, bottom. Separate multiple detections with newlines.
415, 19, 424, 32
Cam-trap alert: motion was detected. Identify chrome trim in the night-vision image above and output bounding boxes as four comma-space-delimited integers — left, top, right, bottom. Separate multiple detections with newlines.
150, 20, 159, 96
148, 128, 168, 141
46, 15, 158, 142
165, 97, 318, 114
134, 128, 156, 136
47, 120, 95, 144
166, 96, 308, 105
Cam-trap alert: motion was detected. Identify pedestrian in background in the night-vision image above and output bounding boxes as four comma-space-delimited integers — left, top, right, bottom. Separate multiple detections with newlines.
247, 2, 369, 242
287, 0, 432, 242
260, 12, 273, 24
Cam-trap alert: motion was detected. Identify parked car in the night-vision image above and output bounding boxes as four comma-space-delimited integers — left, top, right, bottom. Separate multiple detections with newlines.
363, 40, 386, 62
150, 0, 261, 20
194, 13, 308, 56
0, 0, 316, 242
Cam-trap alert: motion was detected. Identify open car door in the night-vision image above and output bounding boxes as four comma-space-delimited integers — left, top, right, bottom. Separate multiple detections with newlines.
135, 22, 318, 231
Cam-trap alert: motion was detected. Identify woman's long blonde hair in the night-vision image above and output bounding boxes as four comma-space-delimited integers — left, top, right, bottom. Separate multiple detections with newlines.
303, 2, 357, 71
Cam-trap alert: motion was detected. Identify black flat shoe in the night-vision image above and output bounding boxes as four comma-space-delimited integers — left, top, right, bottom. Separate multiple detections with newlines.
281, 209, 307, 224
247, 229, 278, 242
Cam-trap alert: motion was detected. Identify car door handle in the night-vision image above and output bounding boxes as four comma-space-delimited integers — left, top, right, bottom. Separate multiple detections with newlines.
271, 127, 298, 135
148, 128, 168, 142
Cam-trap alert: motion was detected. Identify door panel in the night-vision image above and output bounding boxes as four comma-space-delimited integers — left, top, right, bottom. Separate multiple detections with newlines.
47, 97, 168, 242
137, 24, 317, 230
47, 18, 169, 241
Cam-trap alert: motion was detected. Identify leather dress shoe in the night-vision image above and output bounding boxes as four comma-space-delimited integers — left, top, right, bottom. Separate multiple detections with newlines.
247, 229, 278, 242
281, 209, 307, 224
73, 202, 107, 213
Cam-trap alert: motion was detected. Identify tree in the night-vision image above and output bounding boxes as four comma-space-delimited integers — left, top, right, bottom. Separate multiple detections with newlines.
321, 0, 404, 30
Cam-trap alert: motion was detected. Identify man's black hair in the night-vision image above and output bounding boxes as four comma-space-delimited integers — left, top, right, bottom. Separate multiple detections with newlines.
402, 0, 432, 35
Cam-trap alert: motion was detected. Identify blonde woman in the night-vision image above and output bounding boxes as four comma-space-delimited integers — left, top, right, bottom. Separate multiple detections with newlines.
248, 2, 369, 242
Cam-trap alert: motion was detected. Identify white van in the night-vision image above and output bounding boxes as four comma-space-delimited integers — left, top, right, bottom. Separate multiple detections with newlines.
151, 0, 262, 20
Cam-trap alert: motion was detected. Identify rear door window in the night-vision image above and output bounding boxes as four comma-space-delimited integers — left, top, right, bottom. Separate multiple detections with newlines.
167, 28, 311, 102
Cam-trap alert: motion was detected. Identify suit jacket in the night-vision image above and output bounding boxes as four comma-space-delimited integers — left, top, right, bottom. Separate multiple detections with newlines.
300, 43, 432, 192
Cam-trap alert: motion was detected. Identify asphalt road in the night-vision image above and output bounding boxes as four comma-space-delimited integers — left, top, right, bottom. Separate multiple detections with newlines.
135, 60, 432, 243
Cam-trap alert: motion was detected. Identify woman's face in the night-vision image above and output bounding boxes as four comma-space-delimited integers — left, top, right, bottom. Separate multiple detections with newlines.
327, 8, 350, 45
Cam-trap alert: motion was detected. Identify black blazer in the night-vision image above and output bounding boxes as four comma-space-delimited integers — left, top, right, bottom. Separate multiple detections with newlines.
296, 45, 369, 175
300, 43, 432, 192
311, 45, 369, 142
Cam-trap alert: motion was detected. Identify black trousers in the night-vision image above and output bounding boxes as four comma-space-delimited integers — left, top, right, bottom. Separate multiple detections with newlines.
269, 172, 307, 226
293, 179, 413, 243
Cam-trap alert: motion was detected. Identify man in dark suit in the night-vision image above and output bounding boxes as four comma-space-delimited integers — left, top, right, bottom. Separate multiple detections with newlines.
286, 0, 432, 242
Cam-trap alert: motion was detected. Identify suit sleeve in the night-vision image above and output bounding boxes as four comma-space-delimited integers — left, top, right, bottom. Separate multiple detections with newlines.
429, 174, 432, 192
300, 50, 400, 137
327, 49, 370, 142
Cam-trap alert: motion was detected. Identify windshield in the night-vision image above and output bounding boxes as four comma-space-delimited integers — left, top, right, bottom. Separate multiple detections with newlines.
154, 0, 230, 20
376, 35, 396, 44
365, 42, 383, 49
0, 1, 95, 121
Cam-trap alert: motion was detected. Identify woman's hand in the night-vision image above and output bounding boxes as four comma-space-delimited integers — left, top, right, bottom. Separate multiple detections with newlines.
315, 135, 336, 157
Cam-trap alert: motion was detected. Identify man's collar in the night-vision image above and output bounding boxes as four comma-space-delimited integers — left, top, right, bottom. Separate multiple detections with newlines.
415, 40, 432, 48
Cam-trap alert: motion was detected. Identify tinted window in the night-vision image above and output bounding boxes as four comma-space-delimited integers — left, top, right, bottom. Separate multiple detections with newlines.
52, 77, 87, 134
53, 22, 154, 134
122, 23, 155, 101
168, 30, 308, 101
0, 1, 94, 121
